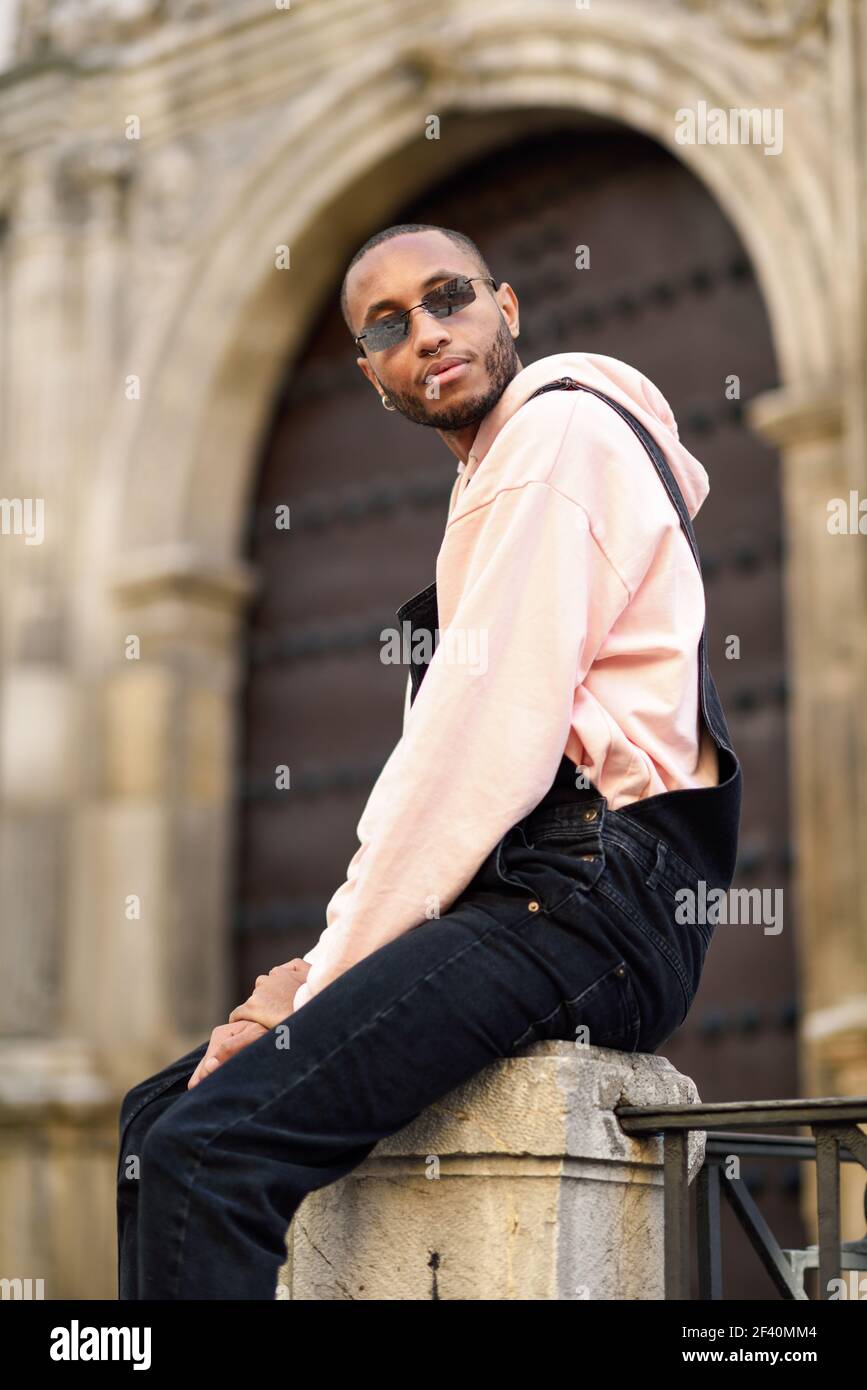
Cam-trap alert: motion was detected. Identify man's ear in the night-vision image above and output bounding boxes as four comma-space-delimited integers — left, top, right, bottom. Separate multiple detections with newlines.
495, 281, 520, 337
356, 354, 380, 394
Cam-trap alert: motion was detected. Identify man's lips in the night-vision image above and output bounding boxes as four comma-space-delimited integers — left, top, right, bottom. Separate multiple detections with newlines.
421, 358, 470, 387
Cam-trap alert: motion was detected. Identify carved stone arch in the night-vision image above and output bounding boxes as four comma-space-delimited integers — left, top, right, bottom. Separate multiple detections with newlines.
94, 13, 833, 578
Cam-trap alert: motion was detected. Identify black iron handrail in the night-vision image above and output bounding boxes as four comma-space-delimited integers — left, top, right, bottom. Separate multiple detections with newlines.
614, 1095, 867, 1299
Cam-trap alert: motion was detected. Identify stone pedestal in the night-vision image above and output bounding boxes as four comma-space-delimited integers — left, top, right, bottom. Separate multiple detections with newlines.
277, 1042, 705, 1301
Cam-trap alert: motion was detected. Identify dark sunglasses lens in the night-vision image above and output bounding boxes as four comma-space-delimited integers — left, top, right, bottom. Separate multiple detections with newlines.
427, 279, 475, 316
366, 317, 407, 351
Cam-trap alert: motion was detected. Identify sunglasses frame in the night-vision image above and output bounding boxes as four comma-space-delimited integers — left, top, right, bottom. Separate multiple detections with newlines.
354, 274, 499, 353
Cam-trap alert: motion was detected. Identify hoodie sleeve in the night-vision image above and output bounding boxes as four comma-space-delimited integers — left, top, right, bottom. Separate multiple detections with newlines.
295, 731, 407, 972
296, 671, 414, 985
290, 478, 630, 1013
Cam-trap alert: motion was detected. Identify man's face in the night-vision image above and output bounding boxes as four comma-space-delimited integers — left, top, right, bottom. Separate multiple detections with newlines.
346, 231, 521, 432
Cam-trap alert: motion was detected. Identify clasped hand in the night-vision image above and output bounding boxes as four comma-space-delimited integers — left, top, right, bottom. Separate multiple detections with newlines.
187, 959, 310, 1089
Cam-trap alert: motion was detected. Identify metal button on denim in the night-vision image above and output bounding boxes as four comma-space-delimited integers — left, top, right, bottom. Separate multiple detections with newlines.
528, 900, 540, 912
582, 808, 598, 821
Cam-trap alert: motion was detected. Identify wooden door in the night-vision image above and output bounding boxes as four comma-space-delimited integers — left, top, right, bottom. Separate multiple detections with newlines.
235, 123, 798, 1297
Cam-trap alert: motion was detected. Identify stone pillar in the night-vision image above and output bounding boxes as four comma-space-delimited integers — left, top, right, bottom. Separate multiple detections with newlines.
748, 383, 867, 1241
0, 139, 133, 1086
747, 381, 866, 1077
277, 1043, 705, 1301
64, 547, 258, 1089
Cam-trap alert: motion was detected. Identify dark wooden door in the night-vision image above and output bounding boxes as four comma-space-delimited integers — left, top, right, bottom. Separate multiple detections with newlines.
235, 123, 799, 1297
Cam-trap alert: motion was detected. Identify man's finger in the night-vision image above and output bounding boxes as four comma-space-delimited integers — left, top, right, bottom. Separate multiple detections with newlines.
227, 1000, 273, 1028
227, 969, 305, 1026
187, 1023, 262, 1089
188, 1047, 221, 1088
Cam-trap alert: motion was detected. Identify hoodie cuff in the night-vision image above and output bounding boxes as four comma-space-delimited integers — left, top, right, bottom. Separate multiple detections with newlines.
292, 981, 311, 1013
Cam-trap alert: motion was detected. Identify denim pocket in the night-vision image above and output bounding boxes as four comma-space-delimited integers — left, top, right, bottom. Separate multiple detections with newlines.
510, 958, 641, 1054
495, 823, 607, 909
605, 813, 713, 941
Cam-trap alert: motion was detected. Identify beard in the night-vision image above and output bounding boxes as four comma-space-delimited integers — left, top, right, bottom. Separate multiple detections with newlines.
376, 315, 520, 431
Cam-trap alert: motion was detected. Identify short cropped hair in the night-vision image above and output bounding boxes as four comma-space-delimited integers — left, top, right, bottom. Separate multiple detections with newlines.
340, 222, 493, 338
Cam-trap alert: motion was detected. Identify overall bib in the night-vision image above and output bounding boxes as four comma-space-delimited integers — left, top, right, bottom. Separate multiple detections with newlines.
395, 377, 742, 902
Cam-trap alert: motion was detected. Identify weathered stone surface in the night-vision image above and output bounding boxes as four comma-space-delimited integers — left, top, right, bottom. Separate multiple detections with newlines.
278, 1043, 704, 1300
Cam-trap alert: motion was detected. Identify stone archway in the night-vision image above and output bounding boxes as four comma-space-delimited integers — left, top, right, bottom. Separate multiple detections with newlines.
74, 10, 859, 1137
104, 36, 830, 564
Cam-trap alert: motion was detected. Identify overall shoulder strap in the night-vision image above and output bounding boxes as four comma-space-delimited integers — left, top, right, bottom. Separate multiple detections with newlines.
526, 377, 741, 870
525, 376, 703, 579
528, 375, 738, 765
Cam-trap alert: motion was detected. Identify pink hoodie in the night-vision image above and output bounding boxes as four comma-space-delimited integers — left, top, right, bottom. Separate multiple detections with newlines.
292, 351, 719, 1012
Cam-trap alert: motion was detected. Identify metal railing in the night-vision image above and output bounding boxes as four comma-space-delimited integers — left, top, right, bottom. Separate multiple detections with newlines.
615, 1095, 867, 1299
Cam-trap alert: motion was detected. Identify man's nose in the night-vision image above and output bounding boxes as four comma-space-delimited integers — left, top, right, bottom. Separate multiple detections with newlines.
411, 308, 450, 356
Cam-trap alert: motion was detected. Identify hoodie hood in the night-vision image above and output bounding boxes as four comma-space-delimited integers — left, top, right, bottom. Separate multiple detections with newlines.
463, 351, 710, 520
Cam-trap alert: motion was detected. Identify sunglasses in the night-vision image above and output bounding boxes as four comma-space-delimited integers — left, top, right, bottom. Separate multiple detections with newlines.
355, 274, 499, 354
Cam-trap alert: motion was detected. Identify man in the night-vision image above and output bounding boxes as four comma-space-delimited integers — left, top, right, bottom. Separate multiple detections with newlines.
118, 222, 740, 1299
